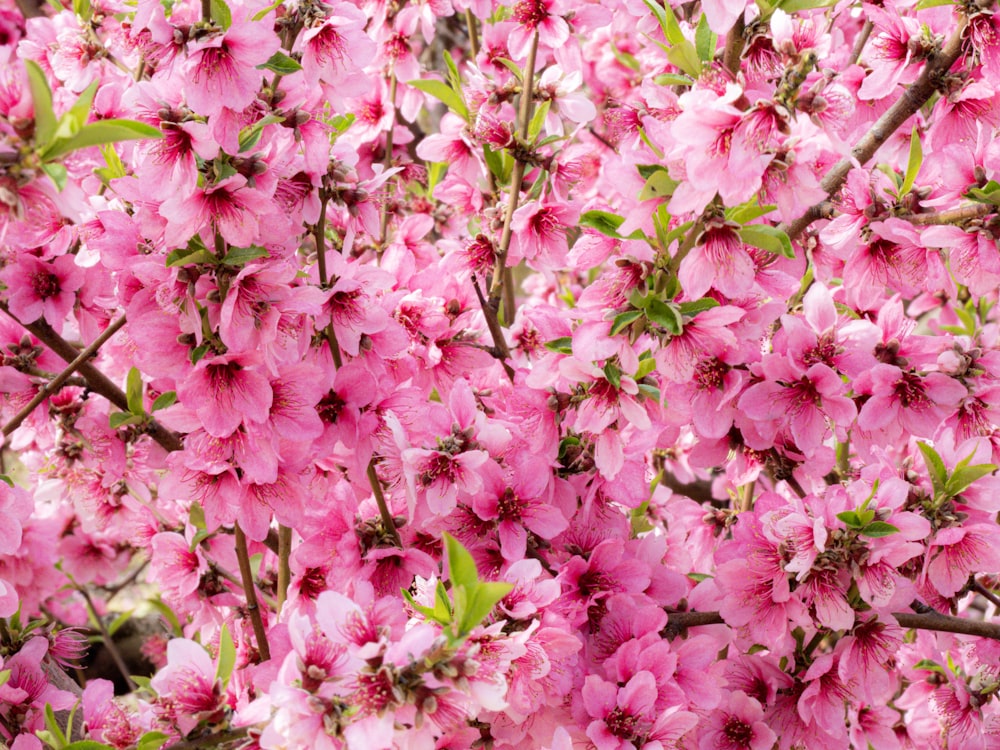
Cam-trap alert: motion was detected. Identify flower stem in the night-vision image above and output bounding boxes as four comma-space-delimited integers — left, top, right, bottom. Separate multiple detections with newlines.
277, 524, 292, 610
234, 523, 271, 662
76, 583, 137, 691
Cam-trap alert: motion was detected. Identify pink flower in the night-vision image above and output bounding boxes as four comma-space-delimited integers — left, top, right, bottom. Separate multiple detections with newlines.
161, 174, 271, 249
679, 224, 756, 300
183, 20, 279, 118
300, 3, 376, 89
582, 671, 658, 750
509, 199, 579, 272
150, 638, 224, 735
699, 690, 776, 750
508, 0, 570, 58
177, 353, 273, 438
0, 254, 84, 333
924, 523, 1000, 597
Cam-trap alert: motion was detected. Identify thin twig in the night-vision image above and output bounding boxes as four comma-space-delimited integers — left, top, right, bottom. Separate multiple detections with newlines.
785, 18, 969, 241
234, 524, 271, 661
276, 525, 292, 610
77, 584, 137, 690
722, 16, 745, 75
161, 727, 251, 750
898, 204, 993, 225
367, 462, 402, 547
851, 20, 874, 65
1, 308, 183, 453
2, 315, 126, 439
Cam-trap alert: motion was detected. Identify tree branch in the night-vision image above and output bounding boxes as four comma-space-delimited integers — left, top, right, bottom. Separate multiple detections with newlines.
785, 17, 968, 241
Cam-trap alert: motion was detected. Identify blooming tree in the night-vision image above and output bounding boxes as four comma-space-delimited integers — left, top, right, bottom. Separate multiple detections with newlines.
0, 0, 999, 746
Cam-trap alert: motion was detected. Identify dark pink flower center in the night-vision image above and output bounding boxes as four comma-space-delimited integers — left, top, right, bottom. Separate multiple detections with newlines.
605, 706, 638, 739
30, 269, 60, 300
512, 0, 549, 28
496, 487, 524, 522
723, 716, 754, 747
893, 373, 927, 409
695, 359, 728, 391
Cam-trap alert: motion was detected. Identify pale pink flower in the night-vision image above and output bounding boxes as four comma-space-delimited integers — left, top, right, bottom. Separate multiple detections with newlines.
1, 254, 84, 332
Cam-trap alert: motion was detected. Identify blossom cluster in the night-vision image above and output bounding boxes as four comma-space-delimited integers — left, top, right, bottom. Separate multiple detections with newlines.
0, 0, 999, 747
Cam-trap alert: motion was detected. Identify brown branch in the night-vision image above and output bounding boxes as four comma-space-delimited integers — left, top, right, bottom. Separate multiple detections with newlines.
658, 472, 717, 505
3, 315, 126, 438
722, 16, 745, 75
851, 20, 874, 65
0, 310, 183, 452
234, 524, 271, 662
898, 203, 993, 225
162, 727, 250, 750
785, 17, 969, 241
664, 608, 1000, 641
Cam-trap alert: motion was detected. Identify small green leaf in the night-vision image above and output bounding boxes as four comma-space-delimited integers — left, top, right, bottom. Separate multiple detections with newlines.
493, 57, 523, 81
73, 0, 92, 21
444, 532, 478, 589
899, 125, 923, 196
635, 354, 657, 380
109, 412, 145, 429
0, 475, 13, 488
646, 298, 684, 335
408, 79, 469, 122
913, 658, 946, 673
727, 200, 777, 224
837, 510, 862, 528
251, 0, 284, 19
41, 119, 162, 161
63, 741, 116, 750
777, 0, 837, 11
738, 224, 794, 258
216, 623, 236, 685
482, 144, 503, 180
641, 0, 684, 45
151, 391, 177, 412
41, 163, 67, 191
914, 0, 954, 8
610, 309, 643, 336
434, 580, 453, 622
637, 383, 661, 402
457, 581, 513, 636
66, 81, 99, 131
0, 668, 9, 687
859, 521, 900, 538
580, 210, 625, 236
166, 247, 216, 267
603, 361, 622, 390
653, 73, 694, 86
678, 298, 720, 316
528, 99, 550, 142
136, 731, 170, 750
126, 367, 144, 415
210, 0, 231, 28
257, 51, 302, 75
402, 588, 441, 622
25, 60, 57, 147
544, 337, 574, 354
442, 50, 462, 90
222, 245, 269, 266
107, 609, 133, 637
639, 168, 678, 202
917, 442, 948, 498
44, 703, 67, 748
945, 463, 997, 498
694, 13, 717, 63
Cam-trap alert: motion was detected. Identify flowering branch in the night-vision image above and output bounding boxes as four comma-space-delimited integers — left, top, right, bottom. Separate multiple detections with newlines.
234, 524, 271, 662
2, 315, 126, 440
786, 17, 969, 240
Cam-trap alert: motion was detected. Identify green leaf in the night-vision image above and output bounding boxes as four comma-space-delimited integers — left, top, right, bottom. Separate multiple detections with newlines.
401, 588, 440, 622
528, 100, 550, 142
166, 247, 216, 267
695, 13, 717, 63
444, 532, 478, 589
25, 60, 57, 147
0, 475, 12, 488
945, 463, 997, 498
257, 51, 302, 75
151, 391, 177, 412
222, 245, 269, 266
216, 623, 236, 685
635, 353, 657, 379
210, 0, 231, 28
580, 210, 625, 236
603, 361, 622, 390
646, 298, 684, 335
135, 731, 171, 750
653, 73, 694, 86
965, 180, 1000, 205
641, 0, 685, 45
678, 298, 720, 316
637, 383, 661, 402
738, 224, 794, 258
913, 658, 946, 673
837, 510, 862, 528
493, 57, 523, 81
859, 521, 900, 538
66, 81, 99, 131
62, 742, 116, 750
482, 144, 503, 180
434, 580, 453, 622
544, 337, 573, 354
457, 581, 512, 635
611, 309, 643, 336
41, 119, 162, 161
899, 125, 923, 196
41, 163, 67, 191
251, 0, 284, 20
727, 200, 777, 224
0, 668, 9, 687
126, 367, 144, 416
189, 502, 207, 531
639, 169, 678, 202
109, 412, 145, 429
777, 0, 837, 11
73, 0, 92, 21
107, 609, 133, 637
664, 41, 703, 78
98, 143, 127, 180
408, 79, 469, 122
442, 50, 462, 91
917, 442, 948, 498
914, 0, 954, 8
44, 703, 67, 749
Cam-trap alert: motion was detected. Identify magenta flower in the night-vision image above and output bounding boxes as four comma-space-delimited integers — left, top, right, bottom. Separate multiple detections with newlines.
856, 364, 966, 441
678, 224, 756, 300
509, 199, 579, 272
582, 671, 658, 750
508, 0, 570, 58
300, 3, 376, 89
161, 174, 271, 249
